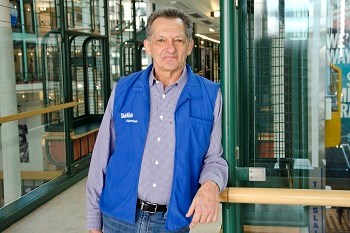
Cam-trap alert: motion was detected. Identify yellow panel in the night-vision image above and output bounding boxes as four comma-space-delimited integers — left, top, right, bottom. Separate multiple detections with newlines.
325, 64, 342, 148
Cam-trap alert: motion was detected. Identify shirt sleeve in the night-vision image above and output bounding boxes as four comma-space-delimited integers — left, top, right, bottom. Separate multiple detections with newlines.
199, 89, 228, 192
86, 86, 116, 230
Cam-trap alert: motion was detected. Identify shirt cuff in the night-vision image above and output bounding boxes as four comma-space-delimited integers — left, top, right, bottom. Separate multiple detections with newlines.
199, 172, 226, 193
86, 211, 102, 231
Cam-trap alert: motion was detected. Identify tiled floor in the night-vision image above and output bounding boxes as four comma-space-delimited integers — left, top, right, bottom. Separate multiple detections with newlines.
4, 178, 222, 233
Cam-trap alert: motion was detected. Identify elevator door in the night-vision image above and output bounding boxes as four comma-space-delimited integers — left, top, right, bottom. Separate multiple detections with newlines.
224, 1, 350, 232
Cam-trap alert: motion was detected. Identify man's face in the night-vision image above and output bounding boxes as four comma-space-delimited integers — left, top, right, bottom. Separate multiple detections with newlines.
144, 17, 194, 74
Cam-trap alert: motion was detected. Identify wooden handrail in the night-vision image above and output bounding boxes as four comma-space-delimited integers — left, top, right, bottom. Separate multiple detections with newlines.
219, 187, 350, 207
0, 102, 78, 124
0, 171, 63, 180
70, 128, 99, 139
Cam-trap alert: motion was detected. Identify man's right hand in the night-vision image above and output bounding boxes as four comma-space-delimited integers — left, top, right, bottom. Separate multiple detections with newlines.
89, 230, 102, 233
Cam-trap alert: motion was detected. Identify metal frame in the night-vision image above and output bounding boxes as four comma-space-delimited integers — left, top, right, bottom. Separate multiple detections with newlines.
220, 0, 240, 232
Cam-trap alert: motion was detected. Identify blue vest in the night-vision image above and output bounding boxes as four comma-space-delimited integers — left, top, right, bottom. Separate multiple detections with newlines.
100, 64, 219, 231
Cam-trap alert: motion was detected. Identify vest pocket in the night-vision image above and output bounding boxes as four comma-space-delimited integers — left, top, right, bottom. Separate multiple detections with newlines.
189, 117, 212, 152
189, 116, 212, 128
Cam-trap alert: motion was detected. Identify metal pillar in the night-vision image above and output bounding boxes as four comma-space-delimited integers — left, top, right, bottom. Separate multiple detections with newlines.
0, 1, 22, 204
59, 0, 74, 175
220, 0, 241, 232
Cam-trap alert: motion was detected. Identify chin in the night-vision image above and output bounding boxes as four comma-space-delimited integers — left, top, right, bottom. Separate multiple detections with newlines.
162, 64, 180, 71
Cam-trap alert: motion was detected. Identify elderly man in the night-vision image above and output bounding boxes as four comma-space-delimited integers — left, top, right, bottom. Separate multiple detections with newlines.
86, 8, 228, 233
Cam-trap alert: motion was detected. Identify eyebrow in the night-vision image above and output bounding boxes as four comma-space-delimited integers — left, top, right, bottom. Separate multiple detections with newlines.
153, 35, 186, 39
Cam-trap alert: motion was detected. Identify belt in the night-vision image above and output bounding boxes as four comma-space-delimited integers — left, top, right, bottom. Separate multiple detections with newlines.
137, 199, 167, 213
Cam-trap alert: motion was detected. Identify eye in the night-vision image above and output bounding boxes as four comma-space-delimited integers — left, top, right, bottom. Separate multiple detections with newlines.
156, 38, 165, 45
175, 39, 185, 45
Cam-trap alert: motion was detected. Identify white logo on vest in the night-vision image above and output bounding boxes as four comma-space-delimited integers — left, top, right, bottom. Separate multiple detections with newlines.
121, 112, 138, 123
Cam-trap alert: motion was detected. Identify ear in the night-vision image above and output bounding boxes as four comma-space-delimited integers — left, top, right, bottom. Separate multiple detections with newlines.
144, 39, 151, 55
187, 39, 194, 56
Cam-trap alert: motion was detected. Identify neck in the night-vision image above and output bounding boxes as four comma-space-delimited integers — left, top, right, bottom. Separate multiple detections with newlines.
154, 68, 184, 87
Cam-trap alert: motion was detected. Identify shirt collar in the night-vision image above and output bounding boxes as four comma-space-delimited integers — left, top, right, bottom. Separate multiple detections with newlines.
148, 66, 188, 89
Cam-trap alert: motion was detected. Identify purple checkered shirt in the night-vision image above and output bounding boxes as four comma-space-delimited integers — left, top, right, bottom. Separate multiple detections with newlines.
86, 67, 228, 230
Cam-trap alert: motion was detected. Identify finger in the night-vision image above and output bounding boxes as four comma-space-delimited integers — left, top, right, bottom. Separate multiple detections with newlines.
199, 208, 210, 224
186, 201, 196, 217
189, 211, 201, 228
211, 204, 219, 222
203, 203, 218, 223
212, 210, 219, 222
203, 205, 217, 224
209, 206, 220, 223
205, 210, 216, 223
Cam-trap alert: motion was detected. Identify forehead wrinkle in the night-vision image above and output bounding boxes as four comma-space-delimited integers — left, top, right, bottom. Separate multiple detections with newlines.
149, 33, 187, 44
148, 18, 186, 36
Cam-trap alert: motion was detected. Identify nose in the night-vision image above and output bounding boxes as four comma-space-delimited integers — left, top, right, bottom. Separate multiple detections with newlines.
165, 39, 175, 53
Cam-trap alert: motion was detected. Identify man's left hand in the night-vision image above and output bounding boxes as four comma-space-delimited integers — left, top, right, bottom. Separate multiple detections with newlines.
186, 180, 220, 229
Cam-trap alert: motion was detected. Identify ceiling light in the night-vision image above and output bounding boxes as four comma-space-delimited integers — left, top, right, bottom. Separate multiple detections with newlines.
195, 33, 220, 44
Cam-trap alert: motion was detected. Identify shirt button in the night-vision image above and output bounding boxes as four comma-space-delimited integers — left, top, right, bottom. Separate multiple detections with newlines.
160, 115, 163, 120
153, 183, 157, 188
155, 160, 159, 165
157, 137, 160, 142
162, 94, 165, 99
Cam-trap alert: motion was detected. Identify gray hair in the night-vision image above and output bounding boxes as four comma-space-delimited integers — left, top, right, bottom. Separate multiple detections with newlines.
146, 8, 193, 39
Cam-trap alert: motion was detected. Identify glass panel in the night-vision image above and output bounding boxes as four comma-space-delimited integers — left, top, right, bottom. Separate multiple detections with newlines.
23, 0, 34, 33
0, 182, 2, 207
42, 33, 64, 130
240, 0, 350, 231
71, 36, 86, 117
71, 37, 105, 117
326, 0, 350, 191
213, 43, 220, 83
87, 40, 104, 114
13, 41, 24, 83
0, 0, 106, 213
26, 43, 39, 82
245, 0, 317, 186
0, 114, 65, 208
10, 0, 22, 32
135, 1, 147, 31
243, 204, 350, 233
66, 0, 91, 32
111, 0, 151, 79
109, 0, 121, 83
93, 0, 105, 35
36, 0, 58, 37
65, 0, 107, 34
